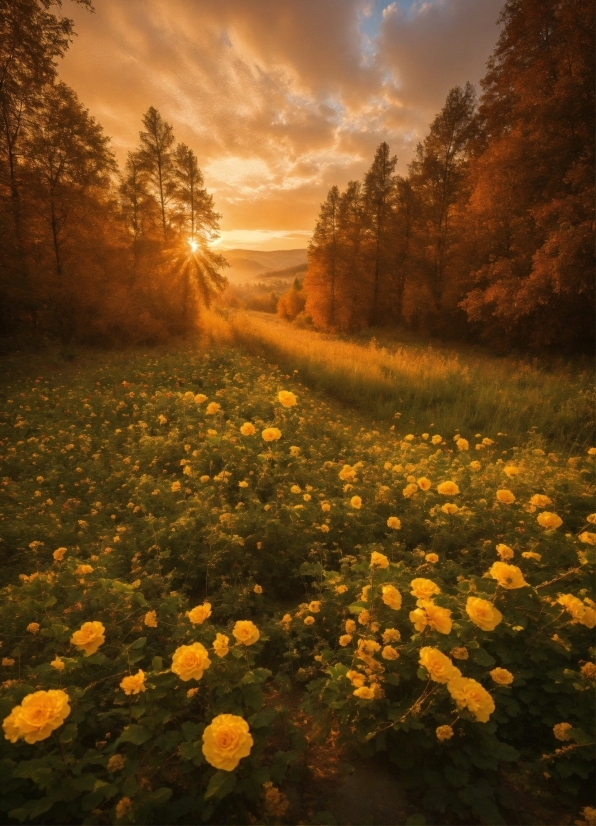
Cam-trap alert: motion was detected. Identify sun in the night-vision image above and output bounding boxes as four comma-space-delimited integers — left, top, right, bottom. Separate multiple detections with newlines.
188, 239, 199, 252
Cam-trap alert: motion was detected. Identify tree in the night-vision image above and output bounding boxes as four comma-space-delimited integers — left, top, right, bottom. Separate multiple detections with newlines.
23, 81, 114, 332
304, 186, 341, 329
137, 106, 176, 240
362, 141, 397, 325
119, 150, 159, 282
408, 83, 476, 312
460, 0, 594, 349
0, 0, 92, 328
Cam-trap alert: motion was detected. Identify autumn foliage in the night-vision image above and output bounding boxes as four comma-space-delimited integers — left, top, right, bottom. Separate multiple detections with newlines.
304, 0, 594, 351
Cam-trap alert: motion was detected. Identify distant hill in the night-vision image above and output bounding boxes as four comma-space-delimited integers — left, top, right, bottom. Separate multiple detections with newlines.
260, 263, 307, 280
223, 248, 307, 284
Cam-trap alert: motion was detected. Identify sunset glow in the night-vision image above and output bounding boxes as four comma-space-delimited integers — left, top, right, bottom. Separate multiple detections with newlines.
58, 0, 504, 248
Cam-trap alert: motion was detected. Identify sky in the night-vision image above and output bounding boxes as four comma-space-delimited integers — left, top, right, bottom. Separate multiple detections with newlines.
59, 0, 504, 250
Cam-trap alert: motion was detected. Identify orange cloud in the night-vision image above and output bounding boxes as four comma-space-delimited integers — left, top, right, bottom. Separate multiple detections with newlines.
59, 0, 502, 244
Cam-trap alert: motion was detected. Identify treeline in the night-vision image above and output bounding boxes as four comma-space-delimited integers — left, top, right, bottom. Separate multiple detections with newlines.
1, 0, 227, 344
304, 0, 594, 351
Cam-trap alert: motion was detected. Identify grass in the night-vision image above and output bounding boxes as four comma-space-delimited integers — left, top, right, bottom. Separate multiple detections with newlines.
205, 309, 595, 454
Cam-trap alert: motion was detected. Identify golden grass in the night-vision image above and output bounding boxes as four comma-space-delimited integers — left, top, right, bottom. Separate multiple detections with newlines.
203, 309, 595, 452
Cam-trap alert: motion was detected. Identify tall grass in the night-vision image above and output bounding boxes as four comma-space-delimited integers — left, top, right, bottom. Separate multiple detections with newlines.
204, 309, 595, 453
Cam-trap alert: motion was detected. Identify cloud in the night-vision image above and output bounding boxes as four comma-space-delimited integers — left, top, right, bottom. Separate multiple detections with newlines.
59, 0, 502, 243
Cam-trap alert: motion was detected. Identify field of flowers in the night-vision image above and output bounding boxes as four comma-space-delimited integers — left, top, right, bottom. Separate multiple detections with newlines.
0, 343, 594, 825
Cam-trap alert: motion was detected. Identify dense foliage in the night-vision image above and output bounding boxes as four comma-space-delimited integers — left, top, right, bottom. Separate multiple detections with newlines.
0, 1, 226, 344
0, 345, 594, 824
304, 0, 594, 351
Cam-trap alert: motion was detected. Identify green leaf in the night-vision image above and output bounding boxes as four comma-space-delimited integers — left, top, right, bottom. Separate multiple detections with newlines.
248, 708, 276, 729
129, 637, 147, 650
140, 787, 172, 809
181, 721, 202, 741
152, 656, 163, 671
119, 724, 151, 745
204, 770, 236, 800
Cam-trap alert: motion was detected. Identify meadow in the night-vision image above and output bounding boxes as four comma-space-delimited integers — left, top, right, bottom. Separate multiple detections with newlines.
0, 328, 594, 826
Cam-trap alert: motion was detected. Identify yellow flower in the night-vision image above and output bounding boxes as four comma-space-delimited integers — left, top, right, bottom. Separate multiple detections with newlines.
194, 393, 207, 403
144, 610, 158, 628
353, 686, 375, 700
466, 597, 503, 631
335, 584, 348, 594
2, 658, 15, 667
437, 481, 459, 495
213, 633, 230, 658
233, 620, 260, 646
530, 494, 552, 508
171, 643, 211, 681
431, 434, 442, 445
488, 561, 528, 589
469, 461, 481, 471
115, 797, 133, 820
240, 422, 256, 436
339, 634, 353, 646
370, 551, 389, 569
456, 438, 469, 451
589, 448, 596, 456
347, 669, 366, 687
410, 578, 441, 600
496, 489, 516, 504
579, 532, 596, 545
53, 547, 67, 561
425, 553, 439, 563
553, 722, 573, 741
441, 503, 459, 514
187, 687, 199, 698
262, 427, 282, 442
158, 414, 167, 425
26, 622, 40, 634
70, 621, 105, 656
357, 609, 371, 625
202, 713, 253, 771
580, 662, 596, 680
581, 807, 596, 826
3, 689, 70, 744
382, 645, 399, 660
50, 657, 64, 671
382, 628, 400, 643
417, 477, 432, 490
490, 667, 513, 685
206, 402, 221, 415
503, 465, 519, 477
307, 601, 321, 614
350, 495, 362, 509
120, 670, 146, 695
447, 677, 495, 722
521, 551, 541, 561
74, 564, 93, 576
107, 754, 125, 772
450, 647, 469, 660
278, 390, 297, 407
386, 516, 401, 529
496, 543, 514, 560
290, 484, 301, 494
537, 511, 563, 529
402, 483, 418, 498
410, 600, 452, 635
436, 725, 454, 741
381, 584, 402, 610
171, 481, 181, 492
557, 594, 596, 628
289, 445, 301, 456
187, 602, 212, 625
419, 647, 461, 683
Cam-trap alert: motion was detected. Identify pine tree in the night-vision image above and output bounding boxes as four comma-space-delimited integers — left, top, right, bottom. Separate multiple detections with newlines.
137, 107, 176, 240
304, 186, 341, 329
362, 142, 397, 325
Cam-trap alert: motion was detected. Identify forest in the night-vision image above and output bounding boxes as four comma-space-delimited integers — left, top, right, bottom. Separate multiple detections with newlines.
1, 0, 594, 353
